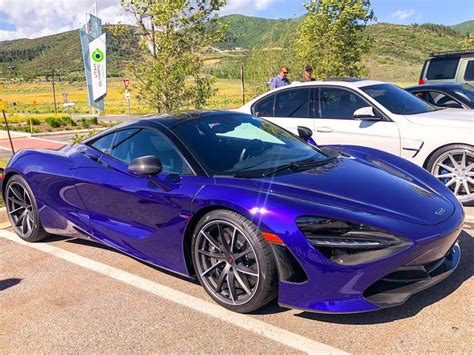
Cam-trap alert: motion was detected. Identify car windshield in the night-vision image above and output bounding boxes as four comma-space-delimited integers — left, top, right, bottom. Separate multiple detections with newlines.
361, 83, 438, 115
453, 84, 474, 104
172, 114, 331, 177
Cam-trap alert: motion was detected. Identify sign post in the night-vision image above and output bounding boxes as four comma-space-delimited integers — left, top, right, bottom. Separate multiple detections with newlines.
123, 79, 131, 120
0, 100, 15, 154
80, 7, 107, 112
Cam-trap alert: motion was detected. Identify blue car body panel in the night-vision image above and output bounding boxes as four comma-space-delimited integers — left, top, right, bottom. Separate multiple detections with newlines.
2, 112, 464, 313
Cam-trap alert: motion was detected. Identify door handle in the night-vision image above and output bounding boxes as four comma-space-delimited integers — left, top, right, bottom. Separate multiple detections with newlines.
316, 126, 334, 133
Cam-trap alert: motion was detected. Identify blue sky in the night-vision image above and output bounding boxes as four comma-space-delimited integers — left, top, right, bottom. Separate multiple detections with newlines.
0, 0, 472, 41
235, 0, 474, 25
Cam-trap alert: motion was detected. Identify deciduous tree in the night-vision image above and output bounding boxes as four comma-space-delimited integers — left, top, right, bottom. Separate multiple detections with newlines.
121, 0, 226, 112
295, 0, 375, 79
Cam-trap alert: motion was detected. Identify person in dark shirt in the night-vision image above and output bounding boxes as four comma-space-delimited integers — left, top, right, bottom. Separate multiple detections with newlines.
301, 65, 315, 82
270, 66, 290, 89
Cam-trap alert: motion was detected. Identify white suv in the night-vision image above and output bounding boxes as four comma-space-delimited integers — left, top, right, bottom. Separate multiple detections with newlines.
419, 50, 474, 86
238, 79, 474, 204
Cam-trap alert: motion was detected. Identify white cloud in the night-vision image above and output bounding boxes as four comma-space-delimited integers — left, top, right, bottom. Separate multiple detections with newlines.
220, 0, 283, 16
0, 0, 134, 41
0, 0, 282, 41
391, 9, 415, 21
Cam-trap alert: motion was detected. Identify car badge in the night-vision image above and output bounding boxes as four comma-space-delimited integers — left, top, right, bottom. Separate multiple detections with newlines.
435, 208, 446, 216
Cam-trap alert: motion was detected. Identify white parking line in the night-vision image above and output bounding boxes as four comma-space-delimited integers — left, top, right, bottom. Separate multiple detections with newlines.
0, 230, 347, 355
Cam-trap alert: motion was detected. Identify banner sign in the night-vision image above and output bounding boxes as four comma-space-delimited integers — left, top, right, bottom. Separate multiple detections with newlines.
79, 13, 106, 111
89, 33, 107, 101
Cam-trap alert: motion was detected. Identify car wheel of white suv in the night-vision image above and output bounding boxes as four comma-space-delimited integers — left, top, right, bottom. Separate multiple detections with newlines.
426, 144, 474, 205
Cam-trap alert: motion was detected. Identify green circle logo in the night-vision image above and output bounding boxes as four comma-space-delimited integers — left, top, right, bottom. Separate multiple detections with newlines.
91, 48, 104, 63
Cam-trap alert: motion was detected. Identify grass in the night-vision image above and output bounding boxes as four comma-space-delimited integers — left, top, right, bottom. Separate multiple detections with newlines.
0, 77, 416, 117
0, 78, 255, 115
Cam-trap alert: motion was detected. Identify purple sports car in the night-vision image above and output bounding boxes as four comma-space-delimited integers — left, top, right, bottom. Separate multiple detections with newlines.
1, 111, 463, 313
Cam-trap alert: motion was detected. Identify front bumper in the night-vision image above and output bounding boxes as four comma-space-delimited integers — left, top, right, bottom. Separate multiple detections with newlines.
275, 216, 463, 313
363, 242, 460, 308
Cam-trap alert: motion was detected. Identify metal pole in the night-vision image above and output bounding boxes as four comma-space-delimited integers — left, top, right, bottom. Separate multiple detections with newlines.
151, 21, 157, 58
127, 98, 131, 120
51, 69, 58, 114
2, 109, 15, 154
240, 65, 245, 105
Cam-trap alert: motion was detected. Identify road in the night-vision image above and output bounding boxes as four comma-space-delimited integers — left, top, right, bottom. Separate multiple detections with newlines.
1, 208, 473, 354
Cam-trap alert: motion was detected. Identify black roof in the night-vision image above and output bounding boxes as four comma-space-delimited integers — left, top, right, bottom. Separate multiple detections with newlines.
83, 110, 242, 145
146, 110, 239, 129
430, 50, 474, 58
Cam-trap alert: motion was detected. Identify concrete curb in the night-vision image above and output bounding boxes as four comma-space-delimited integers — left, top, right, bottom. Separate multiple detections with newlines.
31, 127, 108, 137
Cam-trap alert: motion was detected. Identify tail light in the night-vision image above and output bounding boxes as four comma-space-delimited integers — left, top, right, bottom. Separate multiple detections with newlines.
418, 79, 426, 85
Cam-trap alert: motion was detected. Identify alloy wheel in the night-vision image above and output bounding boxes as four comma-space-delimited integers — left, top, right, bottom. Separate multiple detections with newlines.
432, 149, 473, 203
194, 220, 260, 306
6, 182, 36, 237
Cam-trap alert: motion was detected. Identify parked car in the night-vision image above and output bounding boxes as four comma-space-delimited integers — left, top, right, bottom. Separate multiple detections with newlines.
238, 79, 474, 204
406, 83, 474, 109
1, 111, 464, 314
418, 50, 474, 85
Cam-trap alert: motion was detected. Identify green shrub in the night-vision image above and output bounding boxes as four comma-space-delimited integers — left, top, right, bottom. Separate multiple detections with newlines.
45, 117, 62, 128
88, 116, 98, 125
30, 118, 41, 125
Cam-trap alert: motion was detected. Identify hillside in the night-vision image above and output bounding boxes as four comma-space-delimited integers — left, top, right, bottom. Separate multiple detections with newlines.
0, 15, 470, 83
453, 20, 474, 34
0, 26, 137, 80
215, 15, 300, 49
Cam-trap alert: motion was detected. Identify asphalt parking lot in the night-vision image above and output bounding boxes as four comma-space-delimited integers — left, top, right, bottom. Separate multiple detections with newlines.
1, 207, 473, 354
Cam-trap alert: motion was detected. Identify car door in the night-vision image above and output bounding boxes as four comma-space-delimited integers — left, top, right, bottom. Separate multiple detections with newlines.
252, 87, 316, 135
72, 127, 205, 274
314, 86, 401, 155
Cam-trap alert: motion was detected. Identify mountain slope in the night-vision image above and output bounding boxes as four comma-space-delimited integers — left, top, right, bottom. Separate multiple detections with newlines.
453, 20, 474, 34
0, 15, 469, 83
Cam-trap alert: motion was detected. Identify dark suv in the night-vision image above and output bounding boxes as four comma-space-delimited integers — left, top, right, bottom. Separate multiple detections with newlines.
419, 50, 474, 85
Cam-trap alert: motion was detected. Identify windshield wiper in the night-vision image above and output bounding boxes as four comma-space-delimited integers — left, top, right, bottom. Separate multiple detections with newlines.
262, 157, 337, 177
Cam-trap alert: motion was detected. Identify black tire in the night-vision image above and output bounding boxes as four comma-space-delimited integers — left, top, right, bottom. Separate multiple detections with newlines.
192, 209, 277, 313
5, 174, 48, 242
426, 144, 474, 205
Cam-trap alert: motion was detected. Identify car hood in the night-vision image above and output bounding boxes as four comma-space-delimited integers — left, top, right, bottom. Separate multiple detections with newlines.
404, 109, 474, 127
217, 149, 455, 226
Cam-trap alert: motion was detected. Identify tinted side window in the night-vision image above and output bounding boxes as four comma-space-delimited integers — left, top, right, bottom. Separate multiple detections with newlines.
319, 88, 369, 119
464, 60, 474, 81
110, 129, 192, 175
275, 89, 311, 118
426, 57, 460, 80
90, 133, 114, 154
253, 95, 274, 117
428, 91, 462, 108
412, 91, 434, 104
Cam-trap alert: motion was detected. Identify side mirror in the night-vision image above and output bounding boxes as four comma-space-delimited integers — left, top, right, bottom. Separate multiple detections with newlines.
128, 155, 163, 176
353, 106, 377, 120
297, 126, 313, 140
297, 126, 317, 146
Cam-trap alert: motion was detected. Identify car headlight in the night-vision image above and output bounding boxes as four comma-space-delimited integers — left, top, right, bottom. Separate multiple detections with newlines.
296, 216, 412, 266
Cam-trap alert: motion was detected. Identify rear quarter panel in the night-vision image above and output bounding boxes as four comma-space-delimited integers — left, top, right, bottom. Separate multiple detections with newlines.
4, 147, 91, 236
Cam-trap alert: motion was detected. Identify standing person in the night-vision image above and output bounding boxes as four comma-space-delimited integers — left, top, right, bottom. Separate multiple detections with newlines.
301, 65, 315, 82
270, 66, 290, 89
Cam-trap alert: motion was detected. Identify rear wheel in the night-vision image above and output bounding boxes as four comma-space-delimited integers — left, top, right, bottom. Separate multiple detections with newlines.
427, 144, 474, 205
192, 210, 277, 313
5, 175, 48, 242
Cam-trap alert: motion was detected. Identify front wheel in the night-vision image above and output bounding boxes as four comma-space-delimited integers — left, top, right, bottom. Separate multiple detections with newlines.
427, 144, 474, 205
192, 210, 277, 313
